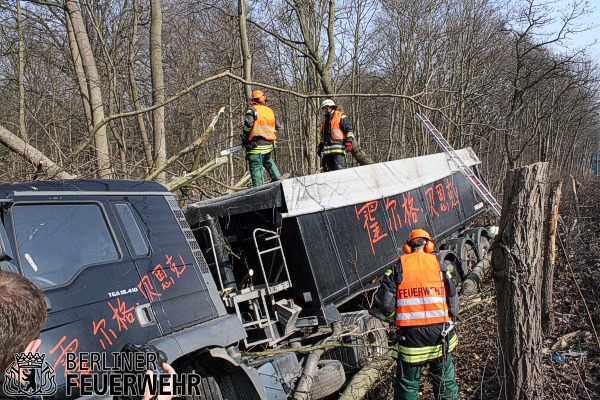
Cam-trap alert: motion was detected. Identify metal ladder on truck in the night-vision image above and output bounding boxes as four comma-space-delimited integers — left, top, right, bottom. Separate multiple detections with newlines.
231, 229, 294, 347
415, 113, 502, 217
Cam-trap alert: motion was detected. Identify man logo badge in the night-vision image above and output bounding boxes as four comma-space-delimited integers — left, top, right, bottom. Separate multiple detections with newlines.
3, 352, 57, 396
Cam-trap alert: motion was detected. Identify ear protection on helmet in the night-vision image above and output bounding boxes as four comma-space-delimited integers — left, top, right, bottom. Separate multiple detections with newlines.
425, 239, 435, 253
402, 238, 435, 254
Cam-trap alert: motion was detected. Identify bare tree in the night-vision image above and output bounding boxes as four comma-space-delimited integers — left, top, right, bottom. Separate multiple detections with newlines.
64, 0, 112, 178
150, 0, 166, 183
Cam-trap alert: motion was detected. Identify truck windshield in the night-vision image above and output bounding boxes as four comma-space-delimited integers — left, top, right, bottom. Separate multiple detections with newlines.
12, 203, 119, 289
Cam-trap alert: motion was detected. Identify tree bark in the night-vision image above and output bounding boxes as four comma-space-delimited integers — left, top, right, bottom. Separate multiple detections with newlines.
16, 0, 27, 142
542, 180, 562, 335
64, 0, 112, 178
492, 162, 548, 400
0, 125, 75, 180
238, 0, 252, 100
150, 0, 166, 183
128, 0, 153, 169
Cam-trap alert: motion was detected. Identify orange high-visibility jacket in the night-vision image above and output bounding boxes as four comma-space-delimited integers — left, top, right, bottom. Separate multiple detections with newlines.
395, 252, 450, 327
321, 110, 346, 141
249, 105, 276, 141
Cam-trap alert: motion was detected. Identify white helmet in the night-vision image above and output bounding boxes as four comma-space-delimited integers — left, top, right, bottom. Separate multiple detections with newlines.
321, 99, 337, 108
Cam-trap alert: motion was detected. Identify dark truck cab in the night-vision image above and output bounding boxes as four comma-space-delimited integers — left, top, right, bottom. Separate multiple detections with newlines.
0, 180, 264, 399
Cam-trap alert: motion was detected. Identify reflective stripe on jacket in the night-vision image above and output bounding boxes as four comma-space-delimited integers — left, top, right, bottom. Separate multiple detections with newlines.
395, 252, 450, 327
249, 105, 276, 141
396, 330, 458, 363
320, 110, 354, 155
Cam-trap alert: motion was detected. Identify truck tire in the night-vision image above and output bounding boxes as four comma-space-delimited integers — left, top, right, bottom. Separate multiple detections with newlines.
180, 361, 223, 400
309, 360, 345, 399
461, 241, 478, 276
324, 312, 389, 370
198, 377, 224, 400
443, 258, 461, 289
478, 236, 490, 260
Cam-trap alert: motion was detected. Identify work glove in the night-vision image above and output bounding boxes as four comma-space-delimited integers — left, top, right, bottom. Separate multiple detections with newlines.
317, 143, 324, 157
241, 134, 253, 151
345, 141, 353, 152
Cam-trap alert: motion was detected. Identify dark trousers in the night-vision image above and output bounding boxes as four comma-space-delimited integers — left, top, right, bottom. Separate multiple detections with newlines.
322, 154, 345, 172
394, 355, 459, 400
246, 152, 280, 187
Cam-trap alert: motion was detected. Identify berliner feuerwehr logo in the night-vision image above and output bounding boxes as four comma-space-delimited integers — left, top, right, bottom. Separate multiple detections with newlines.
3, 352, 57, 396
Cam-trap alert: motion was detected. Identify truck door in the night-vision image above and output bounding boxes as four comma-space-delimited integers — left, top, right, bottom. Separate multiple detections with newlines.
118, 195, 221, 332
7, 201, 162, 396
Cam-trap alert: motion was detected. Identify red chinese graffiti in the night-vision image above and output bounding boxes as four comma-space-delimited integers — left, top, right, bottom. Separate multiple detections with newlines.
401, 192, 421, 227
92, 318, 117, 350
425, 186, 441, 217
49, 336, 91, 387
108, 298, 135, 331
152, 264, 175, 290
356, 201, 389, 255
385, 198, 403, 232
137, 275, 161, 301
138, 253, 189, 300
425, 179, 461, 217
446, 178, 460, 208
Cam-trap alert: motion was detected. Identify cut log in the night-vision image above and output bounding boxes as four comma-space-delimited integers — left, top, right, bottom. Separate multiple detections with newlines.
338, 359, 394, 400
461, 256, 491, 296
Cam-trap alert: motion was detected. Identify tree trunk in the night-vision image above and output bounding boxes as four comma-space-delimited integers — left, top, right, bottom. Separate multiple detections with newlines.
492, 162, 548, 400
17, 0, 27, 142
128, 0, 153, 169
238, 0, 252, 100
150, 0, 166, 183
0, 125, 75, 180
542, 180, 562, 335
64, 0, 112, 178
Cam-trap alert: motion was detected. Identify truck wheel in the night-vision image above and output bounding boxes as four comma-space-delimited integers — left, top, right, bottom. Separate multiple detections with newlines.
478, 236, 490, 260
443, 259, 461, 289
309, 360, 345, 399
324, 312, 389, 370
198, 377, 223, 400
181, 362, 223, 400
363, 315, 390, 362
461, 241, 478, 276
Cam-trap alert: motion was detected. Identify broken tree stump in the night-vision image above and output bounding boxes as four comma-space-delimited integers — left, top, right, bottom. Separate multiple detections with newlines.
492, 162, 548, 400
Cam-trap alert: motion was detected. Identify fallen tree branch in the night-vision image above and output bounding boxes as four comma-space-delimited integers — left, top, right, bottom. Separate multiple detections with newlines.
338, 359, 395, 400
0, 124, 75, 180
166, 157, 228, 192
145, 107, 225, 181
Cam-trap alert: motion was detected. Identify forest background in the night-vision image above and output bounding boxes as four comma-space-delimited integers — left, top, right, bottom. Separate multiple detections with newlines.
0, 0, 599, 198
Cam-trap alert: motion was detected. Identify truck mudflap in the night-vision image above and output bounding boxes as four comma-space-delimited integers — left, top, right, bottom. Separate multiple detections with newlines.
148, 314, 247, 362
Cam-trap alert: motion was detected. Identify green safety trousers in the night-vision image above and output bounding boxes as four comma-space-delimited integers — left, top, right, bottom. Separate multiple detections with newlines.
394, 355, 459, 400
246, 151, 280, 187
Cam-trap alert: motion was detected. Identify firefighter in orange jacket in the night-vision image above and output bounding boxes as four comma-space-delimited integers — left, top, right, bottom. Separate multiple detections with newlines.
318, 99, 354, 172
375, 229, 459, 400
242, 90, 283, 187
